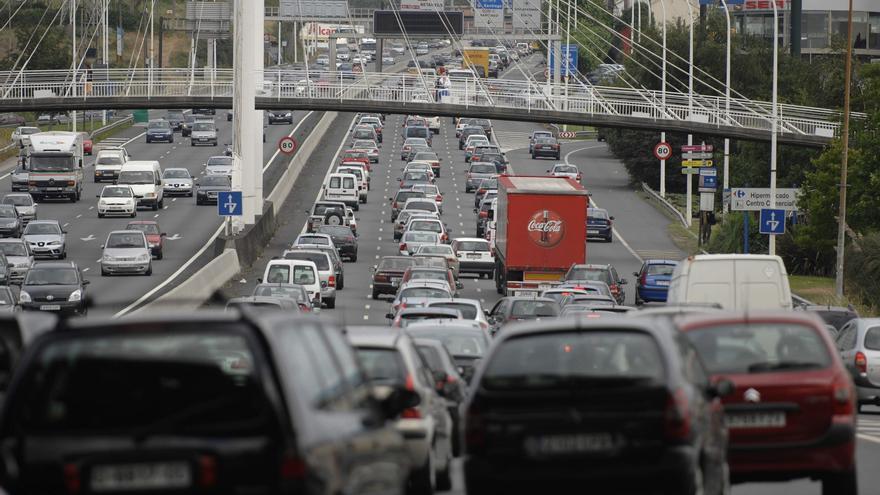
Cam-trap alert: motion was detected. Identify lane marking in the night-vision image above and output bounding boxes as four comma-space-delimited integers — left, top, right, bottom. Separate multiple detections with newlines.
263, 111, 315, 172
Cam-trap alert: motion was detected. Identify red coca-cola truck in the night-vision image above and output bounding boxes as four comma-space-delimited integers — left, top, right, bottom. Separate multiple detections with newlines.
494, 176, 590, 296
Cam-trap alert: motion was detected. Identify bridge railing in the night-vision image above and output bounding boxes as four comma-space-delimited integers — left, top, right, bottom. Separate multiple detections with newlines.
0, 68, 856, 140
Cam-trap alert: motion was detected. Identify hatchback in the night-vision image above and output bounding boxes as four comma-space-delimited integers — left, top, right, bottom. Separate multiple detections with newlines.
96, 185, 136, 218
634, 259, 678, 304
464, 318, 731, 495
836, 317, 880, 411
680, 312, 856, 494
18, 261, 89, 316
452, 238, 495, 278
100, 230, 152, 276
565, 263, 627, 305
587, 207, 614, 242
486, 296, 561, 335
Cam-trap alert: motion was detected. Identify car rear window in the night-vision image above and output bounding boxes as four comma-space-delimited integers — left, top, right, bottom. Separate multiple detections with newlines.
685, 323, 832, 375
431, 302, 478, 320
646, 264, 676, 276
568, 267, 611, 284
482, 331, 665, 389
455, 241, 489, 252
510, 300, 560, 318
410, 221, 442, 232
378, 257, 415, 271
10, 327, 273, 434
405, 232, 439, 243
864, 327, 880, 351
283, 252, 330, 270
409, 270, 448, 282
470, 164, 496, 174
356, 348, 406, 385
400, 287, 450, 299
405, 127, 429, 139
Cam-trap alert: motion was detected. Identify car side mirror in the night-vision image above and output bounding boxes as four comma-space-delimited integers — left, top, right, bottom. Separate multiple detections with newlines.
633, 272, 640, 277
100, 244, 104, 249
160, 232, 167, 237
375, 384, 421, 419
385, 312, 394, 320
82, 280, 90, 285
95, 195, 100, 198
610, 216, 615, 220
708, 378, 735, 398
256, 278, 263, 283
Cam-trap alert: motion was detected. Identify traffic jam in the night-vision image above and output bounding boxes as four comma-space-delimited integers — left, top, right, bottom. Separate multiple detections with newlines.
0, 108, 867, 495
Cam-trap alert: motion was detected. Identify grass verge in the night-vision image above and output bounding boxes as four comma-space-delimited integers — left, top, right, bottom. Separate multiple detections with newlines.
788, 275, 877, 316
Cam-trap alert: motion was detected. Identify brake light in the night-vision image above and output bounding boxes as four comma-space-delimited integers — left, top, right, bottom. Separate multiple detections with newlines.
855, 352, 867, 374
399, 242, 407, 252
280, 455, 307, 479
832, 373, 856, 416
436, 194, 442, 201
198, 456, 217, 487
664, 388, 691, 442
478, 188, 486, 195
401, 407, 422, 419
392, 201, 398, 209
67, 180, 76, 186
479, 211, 488, 218
610, 284, 620, 295
328, 275, 336, 288
374, 274, 389, 282
467, 172, 472, 180
639, 271, 647, 287
64, 463, 81, 494
441, 233, 448, 241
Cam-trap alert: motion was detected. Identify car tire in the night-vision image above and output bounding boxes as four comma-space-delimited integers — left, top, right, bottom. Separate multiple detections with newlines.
407, 453, 435, 495
436, 459, 453, 491
196, 198, 202, 205
353, 203, 360, 211
157, 250, 163, 260
371, 289, 379, 300
822, 469, 857, 495
98, 212, 104, 218
606, 235, 613, 243
191, 142, 195, 147
169, 137, 174, 143
146, 137, 151, 143
350, 254, 357, 263
101, 268, 108, 276
60, 251, 66, 260
325, 297, 336, 309
159, 198, 164, 209
145, 264, 152, 276
531, 153, 535, 159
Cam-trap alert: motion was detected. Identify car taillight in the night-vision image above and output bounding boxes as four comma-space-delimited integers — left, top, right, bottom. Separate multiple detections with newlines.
479, 211, 488, 218
399, 243, 407, 252
64, 463, 81, 494
198, 456, 217, 487
832, 373, 856, 416
401, 407, 422, 419
392, 201, 398, 209
855, 352, 868, 374
553, 144, 559, 149
280, 454, 307, 480
664, 388, 691, 442
610, 284, 620, 295
374, 274, 389, 282
298, 303, 311, 312
467, 173, 472, 180
67, 181, 76, 186
441, 233, 448, 241
639, 272, 647, 287
478, 188, 486, 195
328, 275, 336, 288
436, 194, 442, 201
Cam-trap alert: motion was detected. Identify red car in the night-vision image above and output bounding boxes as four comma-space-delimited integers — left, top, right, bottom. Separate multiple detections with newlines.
678, 312, 857, 494
79, 132, 93, 155
340, 150, 371, 171
126, 220, 167, 259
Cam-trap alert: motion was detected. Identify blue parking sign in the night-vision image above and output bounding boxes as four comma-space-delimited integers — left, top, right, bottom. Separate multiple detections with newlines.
218, 191, 243, 216
759, 208, 785, 235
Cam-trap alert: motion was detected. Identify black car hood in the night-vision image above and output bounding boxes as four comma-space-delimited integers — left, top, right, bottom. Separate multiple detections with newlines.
198, 185, 231, 192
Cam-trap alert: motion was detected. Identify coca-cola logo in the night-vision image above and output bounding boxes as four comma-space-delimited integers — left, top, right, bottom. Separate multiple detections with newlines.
527, 210, 565, 248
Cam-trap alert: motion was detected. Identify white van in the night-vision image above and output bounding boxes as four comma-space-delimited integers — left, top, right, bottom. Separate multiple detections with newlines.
262, 259, 322, 306
322, 172, 359, 210
666, 254, 793, 311
117, 160, 164, 210
337, 166, 368, 204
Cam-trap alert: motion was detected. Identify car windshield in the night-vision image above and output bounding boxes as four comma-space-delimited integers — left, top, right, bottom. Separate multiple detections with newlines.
456, 241, 489, 252
29, 154, 75, 172
127, 223, 160, 235
96, 154, 124, 165
24, 268, 78, 286
470, 164, 496, 174
405, 232, 439, 242
102, 187, 132, 198
482, 331, 665, 389
356, 348, 406, 385
404, 172, 429, 182
148, 121, 170, 129
201, 176, 230, 186
283, 252, 330, 270
207, 157, 232, 167
431, 303, 478, 320
409, 270, 448, 282
400, 287, 450, 299
9, 328, 271, 434
253, 284, 308, 302
164, 169, 190, 179
685, 323, 832, 374
0, 243, 27, 257
24, 223, 60, 235
106, 233, 145, 249
193, 123, 215, 132
3, 196, 31, 206
118, 171, 154, 185
419, 245, 452, 255
510, 300, 560, 318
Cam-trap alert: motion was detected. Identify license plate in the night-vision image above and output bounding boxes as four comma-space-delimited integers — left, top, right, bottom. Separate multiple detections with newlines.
655, 281, 669, 286
726, 411, 786, 429
198, 138, 208, 141
47, 187, 62, 192
587, 230, 599, 235
39, 304, 60, 311
91, 462, 192, 492
467, 253, 482, 259
525, 433, 618, 456
518, 291, 539, 298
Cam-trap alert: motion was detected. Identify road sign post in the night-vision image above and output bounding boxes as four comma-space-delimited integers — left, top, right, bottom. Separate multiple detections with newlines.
218, 191, 244, 237
654, 141, 671, 198
759, 208, 785, 235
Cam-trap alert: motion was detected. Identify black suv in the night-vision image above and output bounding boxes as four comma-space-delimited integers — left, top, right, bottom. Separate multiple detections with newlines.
317, 224, 358, 262
0, 312, 416, 495
19, 261, 90, 316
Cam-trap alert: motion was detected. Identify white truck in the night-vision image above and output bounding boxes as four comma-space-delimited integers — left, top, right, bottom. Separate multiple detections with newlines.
28, 131, 84, 202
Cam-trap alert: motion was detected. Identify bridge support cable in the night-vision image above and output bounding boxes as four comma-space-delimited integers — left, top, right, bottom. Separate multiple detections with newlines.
1, 3, 62, 100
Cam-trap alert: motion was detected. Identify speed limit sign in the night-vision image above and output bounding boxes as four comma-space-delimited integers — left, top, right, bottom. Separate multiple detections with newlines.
653, 142, 672, 161
278, 136, 298, 155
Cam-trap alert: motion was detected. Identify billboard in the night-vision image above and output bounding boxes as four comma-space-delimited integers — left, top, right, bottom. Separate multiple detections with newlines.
280, 0, 348, 17
400, 0, 445, 10
373, 11, 464, 35
474, 0, 504, 31
299, 23, 364, 41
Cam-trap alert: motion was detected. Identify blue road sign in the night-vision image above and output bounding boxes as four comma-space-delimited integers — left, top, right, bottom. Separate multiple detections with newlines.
759, 208, 785, 235
549, 45, 579, 77
218, 191, 243, 216
477, 0, 503, 9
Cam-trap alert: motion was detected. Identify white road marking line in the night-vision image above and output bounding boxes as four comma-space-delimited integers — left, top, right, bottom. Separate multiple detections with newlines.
76, 214, 82, 218
95, 258, 102, 263
82, 267, 90, 272
858, 433, 880, 445
62, 223, 69, 228
88, 206, 94, 210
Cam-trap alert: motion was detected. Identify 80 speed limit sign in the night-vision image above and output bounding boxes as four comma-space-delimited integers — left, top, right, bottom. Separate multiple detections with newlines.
653, 142, 672, 161
278, 136, 298, 155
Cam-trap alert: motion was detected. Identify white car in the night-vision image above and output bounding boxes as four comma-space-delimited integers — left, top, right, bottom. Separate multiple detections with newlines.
399, 231, 443, 255
451, 238, 495, 278
93, 148, 129, 182
404, 217, 449, 243
11, 127, 40, 147
205, 155, 233, 177
96, 185, 137, 218
548, 163, 582, 182
162, 168, 194, 197
351, 139, 380, 163
316, 54, 330, 66
424, 116, 442, 134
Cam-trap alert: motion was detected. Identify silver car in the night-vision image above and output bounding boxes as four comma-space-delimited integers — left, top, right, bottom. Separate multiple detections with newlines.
10, 165, 28, 192
2, 193, 36, 225
190, 121, 218, 146
0, 238, 33, 283
465, 162, 498, 192
22, 220, 66, 259
162, 168, 194, 197
281, 249, 338, 309
205, 155, 233, 176
100, 230, 152, 276
836, 318, 880, 411
400, 231, 442, 256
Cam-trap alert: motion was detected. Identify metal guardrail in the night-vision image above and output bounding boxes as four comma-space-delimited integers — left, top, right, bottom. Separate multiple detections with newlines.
642, 182, 689, 229
0, 68, 856, 142
89, 115, 133, 139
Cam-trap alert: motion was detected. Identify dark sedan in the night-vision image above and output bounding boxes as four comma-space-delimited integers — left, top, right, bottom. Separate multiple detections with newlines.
531, 137, 560, 159
371, 256, 417, 299
486, 297, 560, 335
18, 261, 89, 316
195, 175, 231, 205
587, 207, 614, 242
317, 225, 358, 262
463, 318, 732, 495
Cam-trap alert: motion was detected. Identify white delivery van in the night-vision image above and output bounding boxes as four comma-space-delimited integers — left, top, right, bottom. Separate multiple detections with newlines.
262, 259, 322, 306
322, 173, 360, 210
666, 254, 793, 311
117, 161, 164, 210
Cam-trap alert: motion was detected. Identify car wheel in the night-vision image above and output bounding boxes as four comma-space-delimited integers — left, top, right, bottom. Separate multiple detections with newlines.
152, 202, 159, 211
196, 198, 202, 205
407, 452, 435, 495
531, 153, 535, 159
60, 250, 66, 260
822, 468, 857, 495
159, 199, 164, 209
325, 298, 336, 309
436, 455, 452, 491
371, 289, 379, 300
146, 137, 151, 143
353, 203, 359, 211
350, 254, 357, 263
156, 250, 163, 260
169, 137, 174, 143
101, 268, 108, 276
98, 212, 104, 218
606, 235, 613, 243
190, 142, 195, 147
145, 264, 152, 276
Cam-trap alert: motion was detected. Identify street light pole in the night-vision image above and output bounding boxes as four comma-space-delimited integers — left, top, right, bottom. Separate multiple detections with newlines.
835, 0, 854, 297
685, 0, 695, 227
71, 0, 77, 133
769, 0, 779, 255
148, 0, 154, 98
659, 0, 667, 198
721, 0, 731, 220
102, 0, 108, 125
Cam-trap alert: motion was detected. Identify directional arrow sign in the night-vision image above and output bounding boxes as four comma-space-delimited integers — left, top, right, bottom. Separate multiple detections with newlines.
682, 159, 714, 167
681, 144, 714, 152
80, 234, 95, 242
682, 152, 714, 160
759, 208, 786, 235
218, 191, 243, 217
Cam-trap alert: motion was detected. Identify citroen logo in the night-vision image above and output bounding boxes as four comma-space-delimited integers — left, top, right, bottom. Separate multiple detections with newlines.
744, 388, 761, 403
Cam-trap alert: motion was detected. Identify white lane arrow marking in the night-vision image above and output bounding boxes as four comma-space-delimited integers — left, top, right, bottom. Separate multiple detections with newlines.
166, 234, 183, 240
80, 234, 95, 242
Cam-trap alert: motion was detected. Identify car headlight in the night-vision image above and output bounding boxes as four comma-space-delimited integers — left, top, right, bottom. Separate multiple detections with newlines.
137, 253, 150, 262
285, 112, 292, 117
102, 254, 113, 262
68, 289, 82, 302
47, 240, 61, 245
18, 291, 31, 303
145, 193, 156, 198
